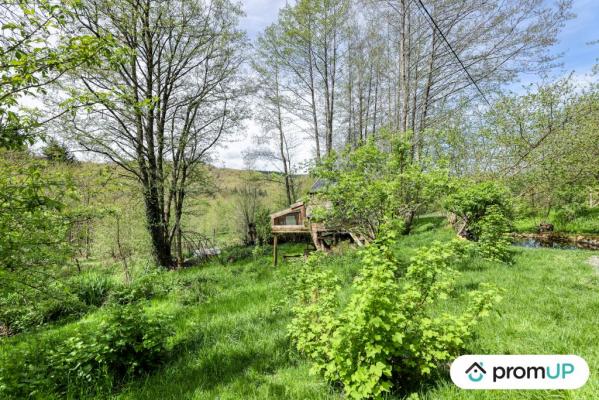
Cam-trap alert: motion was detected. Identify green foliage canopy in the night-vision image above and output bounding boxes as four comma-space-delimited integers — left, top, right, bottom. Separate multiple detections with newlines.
0, 152, 75, 273
312, 134, 449, 241
0, 0, 115, 149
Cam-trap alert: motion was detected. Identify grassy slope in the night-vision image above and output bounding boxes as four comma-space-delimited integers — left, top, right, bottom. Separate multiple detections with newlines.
104, 226, 599, 400
114, 244, 338, 400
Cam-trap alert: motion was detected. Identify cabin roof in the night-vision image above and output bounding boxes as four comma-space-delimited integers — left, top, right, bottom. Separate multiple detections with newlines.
269, 201, 304, 219
309, 178, 329, 194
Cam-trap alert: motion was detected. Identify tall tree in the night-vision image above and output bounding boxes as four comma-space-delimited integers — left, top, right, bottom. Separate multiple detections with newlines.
340, 0, 572, 158
484, 78, 599, 215
252, 24, 300, 206
62, 0, 246, 267
270, 0, 349, 160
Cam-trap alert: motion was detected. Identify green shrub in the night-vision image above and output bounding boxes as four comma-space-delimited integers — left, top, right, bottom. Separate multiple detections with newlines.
222, 245, 255, 263
108, 271, 171, 305
444, 181, 514, 262
0, 305, 173, 398
48, 305, 172, 382
288, 252, 341, 370
255, 207, 273, 245
0, 291, 86, 335
174, 275, 219, 305
0, 156, 74, 275
444, 181, 512, 239
0, 338, 53, 397
289, 229, 502, 399
477, 205, 514, 263
554, 204, 590, 225
411, 222, 436, 233
70, 272, 114, 307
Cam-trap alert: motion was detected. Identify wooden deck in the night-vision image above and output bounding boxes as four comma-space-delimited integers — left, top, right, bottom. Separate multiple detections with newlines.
270, 195, 341, 265
271, 224, 309, 234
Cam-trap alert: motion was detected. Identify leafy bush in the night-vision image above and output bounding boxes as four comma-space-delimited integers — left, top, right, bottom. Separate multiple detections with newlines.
108, 271, 171, 305
49, 305, 172, 382
288, 229, 502, 399
222, 245, 255, 263
444, 181, 513, 262
554, 203, 590, 225
0, 305, 173, 398
174, 275, 219, 305
444, 181, 512, 239
42, 139, 75, 163
0, 291, 86, 336
0, 155, 74, 273
255, 207, 273, 245
477, 205, 514, 263
70, 272, 114, 307
288, 252, 340, 369
411, 222, 436, 234
312, 134, 449, 242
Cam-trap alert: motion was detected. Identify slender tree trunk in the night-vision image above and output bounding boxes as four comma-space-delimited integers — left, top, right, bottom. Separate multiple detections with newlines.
275, 70, 293, 206
372, 71, 379, 137
347, 53, 354, 147
400, 0, 410, 135
327, 27, 337, 155
420, 28, 437, 133
364, 64, 373, 139
308, 36, 321, 161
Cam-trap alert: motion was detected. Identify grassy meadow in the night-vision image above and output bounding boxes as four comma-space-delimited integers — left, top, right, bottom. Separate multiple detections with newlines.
2, 217, 597, 399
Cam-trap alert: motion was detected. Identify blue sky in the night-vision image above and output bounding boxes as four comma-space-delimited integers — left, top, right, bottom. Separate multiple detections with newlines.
554, 0, 599, 75
241, 0, 598, 75
216, 0, 598, 169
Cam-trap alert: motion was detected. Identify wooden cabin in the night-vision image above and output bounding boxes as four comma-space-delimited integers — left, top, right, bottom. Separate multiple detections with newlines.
270, 180, 338, 265
270, 201, 307, 234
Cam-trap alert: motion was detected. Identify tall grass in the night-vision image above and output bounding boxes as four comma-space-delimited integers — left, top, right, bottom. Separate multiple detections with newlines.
2, 228, 597, 399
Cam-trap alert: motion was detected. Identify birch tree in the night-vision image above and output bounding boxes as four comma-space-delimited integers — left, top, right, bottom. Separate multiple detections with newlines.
251, 24, 300, 206
274, 0, 349, 159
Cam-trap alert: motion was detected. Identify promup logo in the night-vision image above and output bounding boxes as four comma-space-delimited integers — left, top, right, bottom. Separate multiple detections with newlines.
451, 355, 589, 390
465, 362, 486, 382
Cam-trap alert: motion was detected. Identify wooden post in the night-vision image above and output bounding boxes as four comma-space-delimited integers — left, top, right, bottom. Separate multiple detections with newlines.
273, 234, 278, 266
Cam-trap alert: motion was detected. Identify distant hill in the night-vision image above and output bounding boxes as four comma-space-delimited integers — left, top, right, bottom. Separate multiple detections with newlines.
199, 166, 311, 244
59, 161, 310, 249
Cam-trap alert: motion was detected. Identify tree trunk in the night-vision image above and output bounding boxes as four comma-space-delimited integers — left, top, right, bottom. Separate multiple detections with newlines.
400, 0, 410, 135
143, 188, 172, 268
308, 34, 321, 161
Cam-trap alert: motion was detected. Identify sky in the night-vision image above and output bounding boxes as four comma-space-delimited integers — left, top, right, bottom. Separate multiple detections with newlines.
208, 0, 599, 169
547, 0, 599, 78
212, 0, 289, 170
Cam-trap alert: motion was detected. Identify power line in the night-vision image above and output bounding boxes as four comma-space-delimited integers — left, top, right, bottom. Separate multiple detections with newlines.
411, 0, 492, 106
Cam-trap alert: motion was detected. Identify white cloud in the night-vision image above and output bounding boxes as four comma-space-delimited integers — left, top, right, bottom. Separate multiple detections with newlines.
210, 0, 293, 171
211, 117, 314, 172
240, 0, 288, 38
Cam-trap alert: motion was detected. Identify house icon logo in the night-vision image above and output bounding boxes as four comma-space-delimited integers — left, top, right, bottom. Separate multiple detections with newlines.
465, 362, 487, 382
